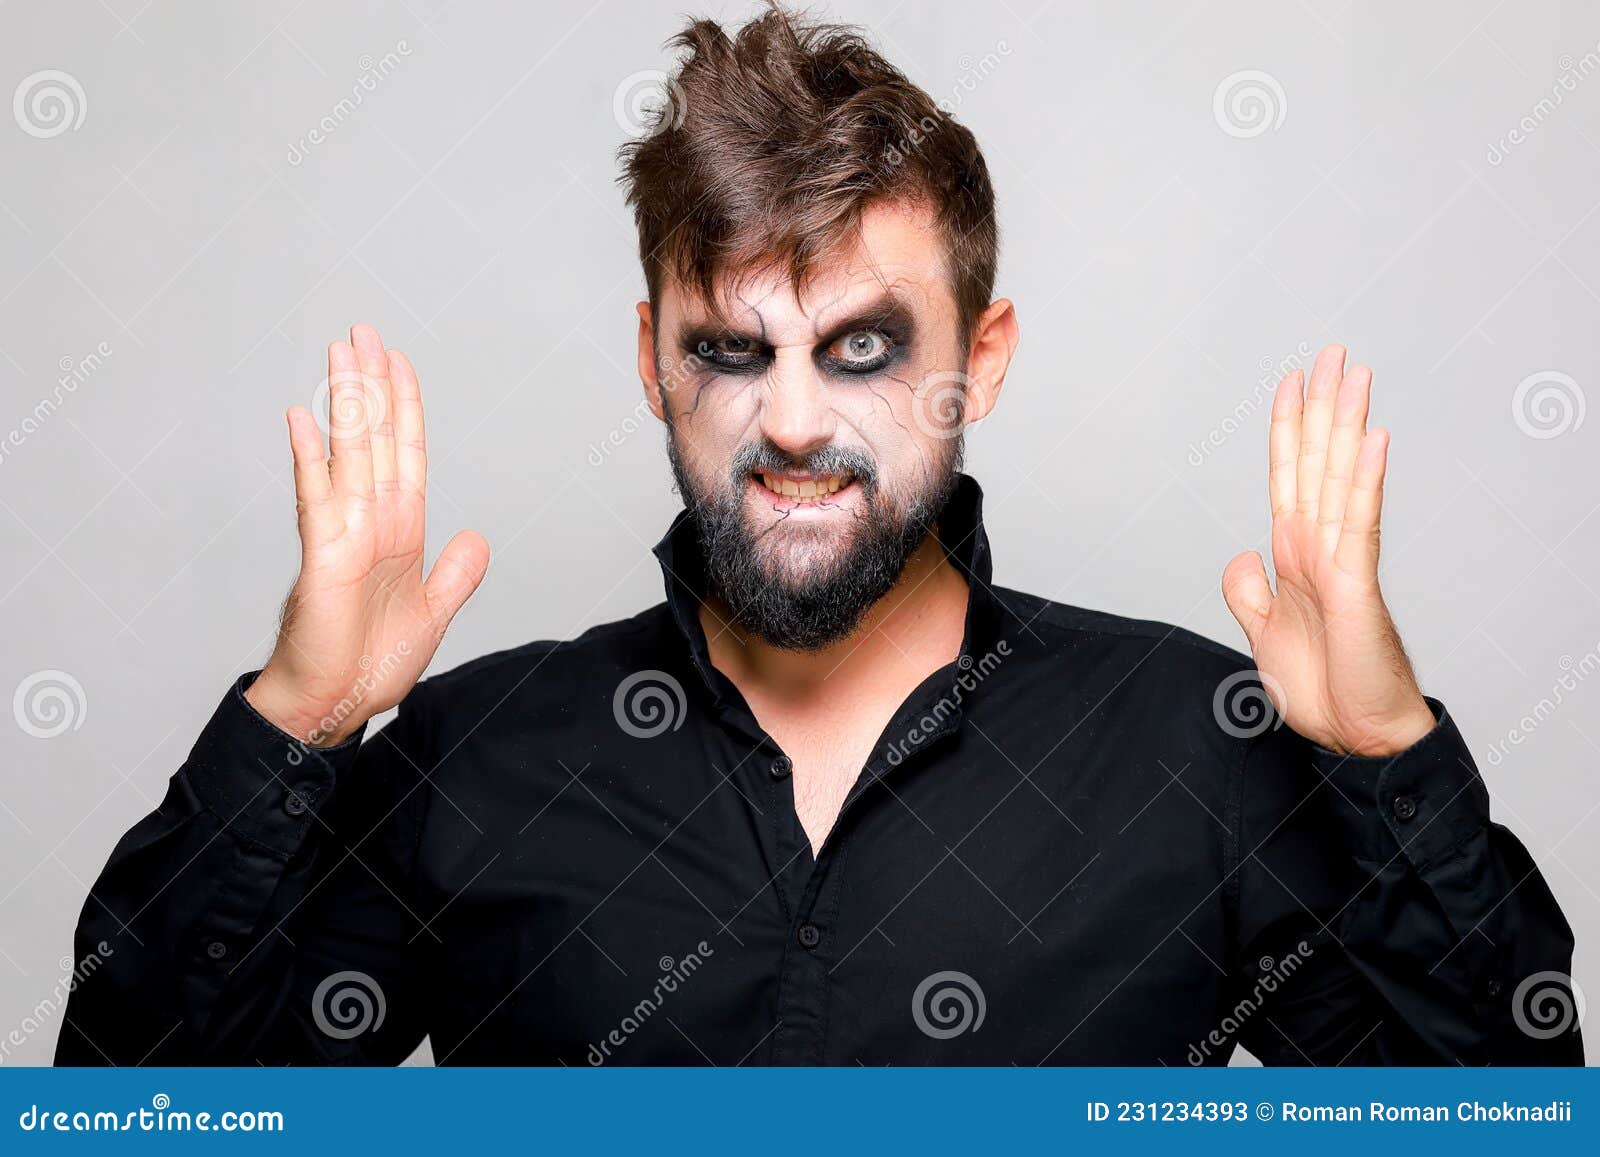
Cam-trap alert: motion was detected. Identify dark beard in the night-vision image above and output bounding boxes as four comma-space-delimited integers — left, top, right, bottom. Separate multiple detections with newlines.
666, 436, 963, 651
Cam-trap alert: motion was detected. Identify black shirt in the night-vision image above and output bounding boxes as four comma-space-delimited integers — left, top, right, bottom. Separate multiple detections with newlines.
58, 474, 1582, 1065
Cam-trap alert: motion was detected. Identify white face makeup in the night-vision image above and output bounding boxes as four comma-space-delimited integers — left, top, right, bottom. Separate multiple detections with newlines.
654, 201, 969, 595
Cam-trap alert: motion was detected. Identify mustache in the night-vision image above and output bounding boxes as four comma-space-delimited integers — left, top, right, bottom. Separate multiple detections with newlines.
727, 441, 878, 491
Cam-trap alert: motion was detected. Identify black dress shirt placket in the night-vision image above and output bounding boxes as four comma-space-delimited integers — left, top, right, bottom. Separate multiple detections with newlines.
758, 651, 976, 1063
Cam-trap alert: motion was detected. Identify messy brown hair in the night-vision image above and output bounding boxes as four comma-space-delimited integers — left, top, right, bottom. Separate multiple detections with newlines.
618, 3, 998, 343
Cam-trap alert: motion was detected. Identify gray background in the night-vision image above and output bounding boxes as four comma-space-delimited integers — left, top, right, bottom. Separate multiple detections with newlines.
2, 0, 1596, 1067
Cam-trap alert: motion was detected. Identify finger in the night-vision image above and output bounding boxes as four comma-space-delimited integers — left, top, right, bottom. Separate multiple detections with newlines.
1267, 368, 1304, 517
1334, 428, 1389, 577
351, 323, 396, 489
388, 348, 426, 497
326, 339, 375, 506
1222, 550, 1274, 652
1295, 344, 1346, 518
423, 529, 490, 633
286, 406, 342, 548
1318, 363, 1371, 550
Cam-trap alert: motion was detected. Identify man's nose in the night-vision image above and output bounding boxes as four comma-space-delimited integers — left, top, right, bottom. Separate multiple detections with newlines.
757, 359, 835, 458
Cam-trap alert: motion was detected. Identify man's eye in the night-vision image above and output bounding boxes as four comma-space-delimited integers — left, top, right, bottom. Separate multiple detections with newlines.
826, 330, 894, 370
701, 336, 757, 358
696, 335, 766, 372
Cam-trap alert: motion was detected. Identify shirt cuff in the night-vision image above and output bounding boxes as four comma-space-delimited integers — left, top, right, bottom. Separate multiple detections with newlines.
1311, 697, 1491, 870
182, 671, 368, 856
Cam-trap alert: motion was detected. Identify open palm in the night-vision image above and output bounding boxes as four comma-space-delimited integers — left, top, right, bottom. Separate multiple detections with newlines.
1221, 345, 1434, 757
247, 324, 489, 745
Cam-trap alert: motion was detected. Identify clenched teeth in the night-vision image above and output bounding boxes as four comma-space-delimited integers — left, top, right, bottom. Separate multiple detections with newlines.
756, 472, 852, 500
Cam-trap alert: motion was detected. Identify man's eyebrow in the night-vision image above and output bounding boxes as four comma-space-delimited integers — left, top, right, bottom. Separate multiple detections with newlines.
673, 290, 919, 347
811, 291, 918, 344
675, 309, 765, 345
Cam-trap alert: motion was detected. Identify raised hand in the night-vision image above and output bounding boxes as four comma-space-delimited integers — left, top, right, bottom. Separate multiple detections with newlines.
1221, 344, 1435, 757
245, 324, 490, 746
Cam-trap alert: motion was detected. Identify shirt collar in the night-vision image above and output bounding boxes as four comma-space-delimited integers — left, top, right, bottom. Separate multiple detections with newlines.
650, 472, 1005, 706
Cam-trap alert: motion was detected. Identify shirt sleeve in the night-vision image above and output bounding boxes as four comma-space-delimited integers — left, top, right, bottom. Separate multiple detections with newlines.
55, 672, 439, 1065
1227, 697, 1583, 1066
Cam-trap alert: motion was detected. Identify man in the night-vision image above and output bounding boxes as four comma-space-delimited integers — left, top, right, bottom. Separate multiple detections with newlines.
59, 7, 1579, 1066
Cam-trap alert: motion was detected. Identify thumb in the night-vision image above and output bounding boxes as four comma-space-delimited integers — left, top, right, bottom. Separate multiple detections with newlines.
423, 530, 491, 634
1221, 550, 1273, 652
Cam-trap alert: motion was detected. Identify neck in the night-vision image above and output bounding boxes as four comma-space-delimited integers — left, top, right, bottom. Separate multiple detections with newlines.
699, 528, 969, 697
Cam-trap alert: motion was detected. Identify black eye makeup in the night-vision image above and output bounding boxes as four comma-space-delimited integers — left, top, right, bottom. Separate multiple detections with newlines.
819, 327, 898, 375
693, 334, 766, 374
677, 300, 915, 381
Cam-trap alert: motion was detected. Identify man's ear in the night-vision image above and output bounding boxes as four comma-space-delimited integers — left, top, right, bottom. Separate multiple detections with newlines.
637, 301, 666, 421
963, 297, 1019, 426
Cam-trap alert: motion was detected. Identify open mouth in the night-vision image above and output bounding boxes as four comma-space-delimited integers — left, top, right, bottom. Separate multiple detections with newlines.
750, 469, 857, 506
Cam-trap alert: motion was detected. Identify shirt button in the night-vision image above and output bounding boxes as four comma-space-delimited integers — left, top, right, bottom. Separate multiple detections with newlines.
283, 791, 308, 817
797, 922, 821, 949
205, 940, 227, 960
769, 755, 793, 780
1392, 795, 1418, 822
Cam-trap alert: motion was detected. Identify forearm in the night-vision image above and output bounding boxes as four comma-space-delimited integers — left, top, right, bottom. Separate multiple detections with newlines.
1234, 699, 1581, 1065
56, 675, 367, 1064
1316, 700, 1580, 1063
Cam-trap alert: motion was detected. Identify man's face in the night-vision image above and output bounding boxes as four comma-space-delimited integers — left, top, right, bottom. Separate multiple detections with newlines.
650, 201, 970, 651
